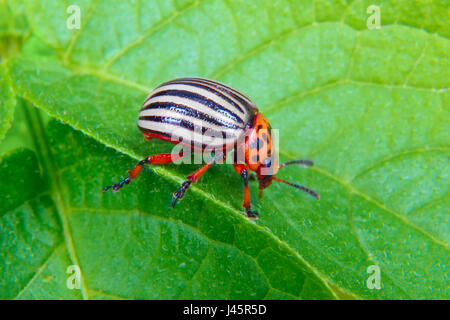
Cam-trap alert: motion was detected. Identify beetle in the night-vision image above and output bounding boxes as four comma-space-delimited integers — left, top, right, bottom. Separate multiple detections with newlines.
103, 77, 319, 219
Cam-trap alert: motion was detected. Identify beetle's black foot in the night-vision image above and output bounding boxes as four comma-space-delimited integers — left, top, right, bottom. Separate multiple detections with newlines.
172, 181, 192, 208
103, 177, 131, 193
245, 209, 259, 220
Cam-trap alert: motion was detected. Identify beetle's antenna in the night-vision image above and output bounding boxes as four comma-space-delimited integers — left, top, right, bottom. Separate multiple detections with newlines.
278, 160, 313, 170
272, 177, 320, 200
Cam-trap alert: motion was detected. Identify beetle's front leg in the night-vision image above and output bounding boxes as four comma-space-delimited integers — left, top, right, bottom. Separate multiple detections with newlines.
103, 152, 183, 193
233, 163, 259, 219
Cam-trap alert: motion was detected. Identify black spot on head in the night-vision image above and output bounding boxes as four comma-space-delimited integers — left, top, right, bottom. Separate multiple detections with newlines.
250, 137, 265, 150
257, 124, 263, 130
256, 137, 264, 150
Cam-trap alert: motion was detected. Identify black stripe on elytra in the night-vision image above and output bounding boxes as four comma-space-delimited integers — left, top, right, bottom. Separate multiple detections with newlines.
141, 102, 242, 130
162, 79, 248, 114
138, 115, 236, 139
162, 78, 255, 113
148, 89, 245, 125
186, 78, 255, 112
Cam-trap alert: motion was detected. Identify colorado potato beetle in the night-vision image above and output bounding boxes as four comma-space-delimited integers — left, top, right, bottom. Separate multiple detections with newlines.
103, 77, 319, 219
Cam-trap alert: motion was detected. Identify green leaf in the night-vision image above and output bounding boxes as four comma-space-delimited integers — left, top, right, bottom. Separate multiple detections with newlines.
0, 1, 29, 62
0, 0, 30, 143
2, 0, 449, 299
0, 147, 82, 299
1, 108, 335, 299
0, 67, 16, 142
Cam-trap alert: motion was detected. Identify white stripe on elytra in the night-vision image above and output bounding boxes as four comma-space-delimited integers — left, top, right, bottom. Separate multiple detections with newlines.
139, 108, 243, 134
189, 78, 255, 109
147, 81, 254, 118
143, 95, 245, 126
137, 120, 238, 148
148, 82, 249, 118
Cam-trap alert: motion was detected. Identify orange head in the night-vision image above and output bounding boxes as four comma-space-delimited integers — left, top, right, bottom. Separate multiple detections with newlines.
244, 111, 320, 200
245, 112, 278, 196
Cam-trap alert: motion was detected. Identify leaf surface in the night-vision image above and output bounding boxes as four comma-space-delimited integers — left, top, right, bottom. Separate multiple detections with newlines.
1, 0, 449, 299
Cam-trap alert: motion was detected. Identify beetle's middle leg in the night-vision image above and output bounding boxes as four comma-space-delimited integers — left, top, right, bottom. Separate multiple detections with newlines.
103, 152, 184, 192
172, 152, 225, 207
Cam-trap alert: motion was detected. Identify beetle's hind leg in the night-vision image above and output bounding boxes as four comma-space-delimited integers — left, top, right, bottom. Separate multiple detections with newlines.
103, 152, 183, 193
103, 159, 147, 192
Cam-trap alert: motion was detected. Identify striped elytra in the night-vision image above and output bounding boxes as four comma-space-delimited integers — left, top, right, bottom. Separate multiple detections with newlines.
104, 77, 319, 219
137, 77, 256, 150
